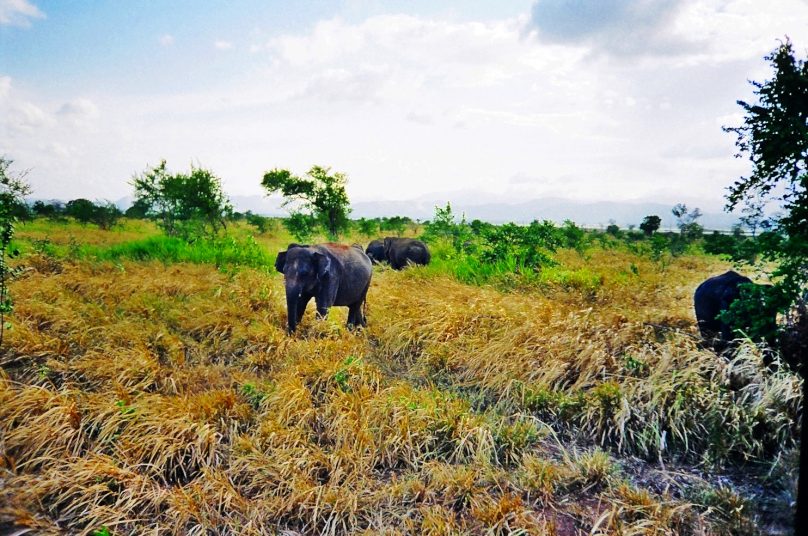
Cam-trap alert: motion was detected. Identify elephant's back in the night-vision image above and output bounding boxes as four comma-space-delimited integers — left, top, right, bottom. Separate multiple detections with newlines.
322, 243, 372, 278
402, 240, 430, 264
695, 270, 751, 300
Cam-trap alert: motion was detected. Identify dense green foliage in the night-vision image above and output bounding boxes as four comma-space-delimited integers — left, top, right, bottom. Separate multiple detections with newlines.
282, 212, 319, 242
639, 215, 661, 236
64, 198, 122, 229
262, 165, 351, 239
132, 160, 233, 240
0, 157, 32, 345
723, 39, 808, 343
244, 211, 277, 235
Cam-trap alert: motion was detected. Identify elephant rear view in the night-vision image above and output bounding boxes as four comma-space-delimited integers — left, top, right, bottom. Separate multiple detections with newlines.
275, 243, 372, 333
383, 237, 431, 270
694, 270, 776, 343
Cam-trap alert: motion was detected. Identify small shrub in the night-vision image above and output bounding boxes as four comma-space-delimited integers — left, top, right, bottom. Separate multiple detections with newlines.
570, 449, 616, 489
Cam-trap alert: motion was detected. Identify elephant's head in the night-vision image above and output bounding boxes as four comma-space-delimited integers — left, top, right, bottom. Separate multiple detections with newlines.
365, 240, 385, 263
275, 244, 331, 332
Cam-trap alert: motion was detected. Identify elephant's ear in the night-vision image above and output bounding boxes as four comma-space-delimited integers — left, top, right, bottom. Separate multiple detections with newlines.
274, 251, 287, 273
383, 237, 393, 256
314, 252, 331, 280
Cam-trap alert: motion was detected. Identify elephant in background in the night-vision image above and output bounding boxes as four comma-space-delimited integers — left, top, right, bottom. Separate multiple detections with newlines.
365, 239, 385, 264
275, 243, 372, 333
694, 270, 776, 343
365, 237, 431, 270
384, 237, 431, 270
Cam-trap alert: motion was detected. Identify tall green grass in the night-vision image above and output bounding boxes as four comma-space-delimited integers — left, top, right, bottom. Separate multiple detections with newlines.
421, 240, 603, 293
81, 235, 274, 268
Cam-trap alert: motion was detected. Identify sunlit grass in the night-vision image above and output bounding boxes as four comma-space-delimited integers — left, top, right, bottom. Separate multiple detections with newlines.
0, 219, 799, 534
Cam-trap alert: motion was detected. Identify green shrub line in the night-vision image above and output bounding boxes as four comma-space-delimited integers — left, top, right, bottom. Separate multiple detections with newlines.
72, 235, 274, 268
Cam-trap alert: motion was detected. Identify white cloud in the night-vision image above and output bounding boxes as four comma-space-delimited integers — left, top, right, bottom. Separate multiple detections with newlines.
57, 98, 99, 126
0, 0, 44, 27
58, 98, 98, 117
47, 142, 72, 158
0, 76, 11, 99
159, 34, 174, 46
6, 100, 53, 132
5, 2, 808, 208
214, 40, 233, 50
405, 111, 434, 126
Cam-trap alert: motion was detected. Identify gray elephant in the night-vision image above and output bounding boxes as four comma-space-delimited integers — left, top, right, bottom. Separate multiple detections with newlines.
384, 237, 431, 270
694, 270, 776, 343
365, 237, 431, 270
275, 243, 372, 333
365, 239, 385, 264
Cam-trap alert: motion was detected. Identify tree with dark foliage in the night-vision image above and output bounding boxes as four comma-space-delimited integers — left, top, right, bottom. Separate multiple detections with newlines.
65, 198, 97, 224
261, 165, 350, 239
0, 157, 31, 346
722, 38, 807, 529
132, 160, 233, 240
639, 215, 661, 236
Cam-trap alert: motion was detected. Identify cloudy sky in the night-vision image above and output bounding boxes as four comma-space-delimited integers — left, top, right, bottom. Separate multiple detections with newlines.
1, 0, 807, 211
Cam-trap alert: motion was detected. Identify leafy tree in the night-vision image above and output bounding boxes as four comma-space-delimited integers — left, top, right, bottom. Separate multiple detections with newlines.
639, 215, 661, 236
356, 217, 379, 237
261, 165, 351, 239
480, 220, 560, 272
381, 216, 410, 236
559, 220, 587, 251
283, 212, 318, 242
721, 39, 808, 524
671, 203, 703, 239
32, 200, 50, 217
92, 201, 123, 230
722, 38, 807, 330
0, 157, 32, 346
124, 198, 151, 219
739, 197, 766, 237
605, 220, 620, 237
470, 219, 495, 236
132, 160, 233, 240
422, 203, 472, 251
703, 231, 738, 256
33, 200, 65, 220
245, 211, 276, 235
66, 198, 97, 224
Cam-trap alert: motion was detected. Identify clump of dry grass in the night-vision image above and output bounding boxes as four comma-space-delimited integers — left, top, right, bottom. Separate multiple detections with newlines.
0, 226, 799, 534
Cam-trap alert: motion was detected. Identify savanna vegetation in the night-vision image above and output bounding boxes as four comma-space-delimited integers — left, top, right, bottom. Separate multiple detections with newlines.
0, 207, 801, 535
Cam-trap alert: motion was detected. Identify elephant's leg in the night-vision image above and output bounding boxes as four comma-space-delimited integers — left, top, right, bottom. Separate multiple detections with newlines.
356, 282, 370, 327
347, 303, 361, 329
296, 295, 312, 324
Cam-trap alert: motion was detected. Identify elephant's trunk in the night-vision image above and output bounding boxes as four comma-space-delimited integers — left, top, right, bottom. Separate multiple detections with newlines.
286, 284, 301, 333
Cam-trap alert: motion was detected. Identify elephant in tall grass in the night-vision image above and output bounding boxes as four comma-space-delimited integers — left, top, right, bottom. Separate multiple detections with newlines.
694, 270, 776, 343
275, 243, 372, 333
365, 237, 431, 270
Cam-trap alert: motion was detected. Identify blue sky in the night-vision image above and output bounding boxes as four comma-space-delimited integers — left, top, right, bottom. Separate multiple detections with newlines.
2, 0, 807, 211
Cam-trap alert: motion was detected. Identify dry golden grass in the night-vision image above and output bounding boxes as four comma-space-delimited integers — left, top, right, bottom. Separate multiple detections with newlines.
0, 228, 800, 534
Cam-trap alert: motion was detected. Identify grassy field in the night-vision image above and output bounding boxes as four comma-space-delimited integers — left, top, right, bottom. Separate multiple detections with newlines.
0, 219, 801, 535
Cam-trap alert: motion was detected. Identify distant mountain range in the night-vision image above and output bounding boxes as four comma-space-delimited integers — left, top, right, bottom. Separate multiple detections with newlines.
222, 194, 743, 231
50, 192, 742, 231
